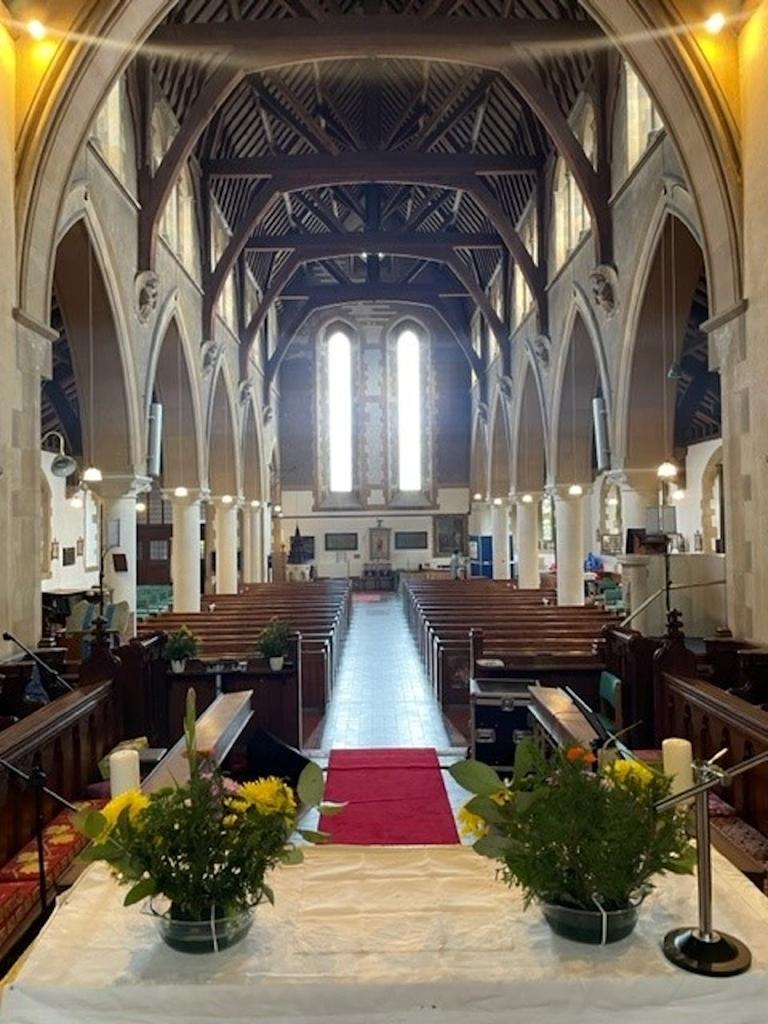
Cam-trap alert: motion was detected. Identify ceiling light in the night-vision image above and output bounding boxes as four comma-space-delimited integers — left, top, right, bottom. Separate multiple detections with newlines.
221, 494, 234, 505
672, 488, 686, 502
521, 493, 534, 504
657, 461, 678, 480
174, 485, 189, 499
136, 501, 147, 514
360, 252, 368, 260
472, 492, 483, 502
26, 20, 47, 40
274, 504, 282, 513
705, 11, 726, 34
568, 484, 584, 497
250, 499, 260, 508
493, 497, 503, 507
83, 466, 102, 483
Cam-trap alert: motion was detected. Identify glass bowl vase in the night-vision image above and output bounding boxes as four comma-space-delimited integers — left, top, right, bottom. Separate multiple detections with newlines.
147, 898, 254, 954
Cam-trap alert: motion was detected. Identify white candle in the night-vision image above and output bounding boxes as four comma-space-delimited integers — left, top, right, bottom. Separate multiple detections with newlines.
662, 737, 694, 797
110, 749, 141, 798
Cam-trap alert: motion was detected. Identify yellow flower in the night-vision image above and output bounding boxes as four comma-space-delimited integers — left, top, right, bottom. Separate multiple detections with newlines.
490, 788, 511, 806
458, 803, 489, 840
607, 758, 654, 786
100, 789, 150, 836
232, 777, 297, 819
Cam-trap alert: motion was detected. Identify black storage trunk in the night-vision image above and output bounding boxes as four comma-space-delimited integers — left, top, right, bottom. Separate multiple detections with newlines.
469, 678, 536, 771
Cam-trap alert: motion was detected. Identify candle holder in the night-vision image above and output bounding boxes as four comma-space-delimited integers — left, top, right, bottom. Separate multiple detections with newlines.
655, 749, 768, 976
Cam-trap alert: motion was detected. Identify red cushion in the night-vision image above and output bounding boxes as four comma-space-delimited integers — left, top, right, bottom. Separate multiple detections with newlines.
0, 881, 38, 945
0, 799, 105, 884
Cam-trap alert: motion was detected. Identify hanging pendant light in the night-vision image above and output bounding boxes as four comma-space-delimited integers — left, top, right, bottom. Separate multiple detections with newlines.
657, 461, 678, 480
174, 485, 189, 499
521, 493, 534, 504
83, 221, 102, 485
568, 483, 584, 497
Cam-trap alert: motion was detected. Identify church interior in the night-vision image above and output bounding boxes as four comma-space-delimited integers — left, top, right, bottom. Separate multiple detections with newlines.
2, 0, 768, 1017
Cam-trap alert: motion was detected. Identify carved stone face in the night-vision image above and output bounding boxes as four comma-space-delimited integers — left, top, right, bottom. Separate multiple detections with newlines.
135, 272, 160, 324
589, 268, 617, 317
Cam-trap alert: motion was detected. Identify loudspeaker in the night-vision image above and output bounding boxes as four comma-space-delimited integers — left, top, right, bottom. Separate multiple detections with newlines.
244, 729, 311, 791
592, 396, 610, 472
147, 402, 163, 477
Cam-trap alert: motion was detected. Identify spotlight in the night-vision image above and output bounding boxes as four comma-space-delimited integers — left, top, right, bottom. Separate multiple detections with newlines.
136, 501, 147, 513
568, 484, 584, 497
174, 485, 189, 499
667, 362, 684, 380
42, 430, 77, 478
83, 466, 102, 483
657, 461, 678, 480
26, 19, 47, 40
705, 11, 726, 34
521, 494, 534, 504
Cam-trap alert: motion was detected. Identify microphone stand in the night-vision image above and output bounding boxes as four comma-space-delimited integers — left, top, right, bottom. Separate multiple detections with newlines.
2, 632, 74, 694
655, 747, 768, 976
0, 756, 79, 919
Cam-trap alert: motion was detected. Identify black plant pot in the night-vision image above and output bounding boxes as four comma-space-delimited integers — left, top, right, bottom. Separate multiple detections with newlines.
541, 901, 639, 944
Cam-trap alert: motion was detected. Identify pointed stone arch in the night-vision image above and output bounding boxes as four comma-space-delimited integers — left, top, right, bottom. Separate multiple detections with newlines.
489, 399, 512, 500
513, 361, 548, 494
52, 216, 140, 477
145, 301, 204, 490
207, 366, 240, 497
242, 397, 265, 503
470, 413, 490, 500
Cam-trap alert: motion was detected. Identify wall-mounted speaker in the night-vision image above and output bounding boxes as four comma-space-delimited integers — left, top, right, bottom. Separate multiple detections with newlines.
592, 396, 610, 472
148, 402, 163, 477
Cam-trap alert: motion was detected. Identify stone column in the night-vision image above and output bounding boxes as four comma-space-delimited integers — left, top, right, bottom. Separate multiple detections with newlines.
555, 489, 585, 606
170, 491, 201, 613
491, 501, 511, 580
261, 503, 272, 582
515, 495, 540, 589
214, 498, 239, 594
97, 475, 150, 634
619, 555, 651, 635
620, 470, 659, 533
242, 501, 263, 584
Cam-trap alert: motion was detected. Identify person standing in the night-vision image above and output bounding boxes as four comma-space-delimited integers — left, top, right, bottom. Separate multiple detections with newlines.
449, 548, 462, 580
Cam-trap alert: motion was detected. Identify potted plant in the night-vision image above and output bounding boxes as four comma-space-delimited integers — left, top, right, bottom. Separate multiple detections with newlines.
257, 618, 291, 671
74, 689, 342, 954
450, 740, 695, 945
163, 625, 200, 673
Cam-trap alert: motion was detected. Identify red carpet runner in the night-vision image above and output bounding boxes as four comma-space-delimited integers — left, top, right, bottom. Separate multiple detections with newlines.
319, 748, 459, 845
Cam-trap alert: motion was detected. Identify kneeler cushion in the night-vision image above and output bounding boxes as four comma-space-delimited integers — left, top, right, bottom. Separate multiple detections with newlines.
0, 799, 105, 883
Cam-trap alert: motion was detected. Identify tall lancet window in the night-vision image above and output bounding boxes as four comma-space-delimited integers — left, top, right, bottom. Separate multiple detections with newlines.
397, 328, 422, 491
328, 329, 353, 493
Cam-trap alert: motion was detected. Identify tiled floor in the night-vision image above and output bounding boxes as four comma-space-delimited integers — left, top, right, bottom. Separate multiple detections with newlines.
320, 593, 456, 753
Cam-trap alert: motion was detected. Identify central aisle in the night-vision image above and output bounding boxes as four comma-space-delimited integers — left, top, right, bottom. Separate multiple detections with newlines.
320, 593, 453, 751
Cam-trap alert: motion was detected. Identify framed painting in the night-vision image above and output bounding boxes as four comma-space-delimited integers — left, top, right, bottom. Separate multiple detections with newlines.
394, 531, 428, 550
433, 514, 467, 556
325, 532, 358, 551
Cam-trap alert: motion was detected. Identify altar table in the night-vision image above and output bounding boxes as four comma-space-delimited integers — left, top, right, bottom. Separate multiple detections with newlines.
3, 845, 768, 1024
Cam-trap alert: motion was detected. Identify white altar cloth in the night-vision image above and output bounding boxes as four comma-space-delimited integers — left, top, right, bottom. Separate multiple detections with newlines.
3, 845, 768, 1024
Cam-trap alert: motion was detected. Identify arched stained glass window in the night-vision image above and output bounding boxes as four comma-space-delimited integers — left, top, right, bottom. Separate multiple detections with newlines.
397, 328, 422, 492
328, 329, 353, 493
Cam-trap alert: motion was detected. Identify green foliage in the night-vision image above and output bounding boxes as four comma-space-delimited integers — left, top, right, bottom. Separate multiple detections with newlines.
452, 739, 695, 912
75, 689, 332, 919
163, 625, 200, 662
256, 618, 292, 659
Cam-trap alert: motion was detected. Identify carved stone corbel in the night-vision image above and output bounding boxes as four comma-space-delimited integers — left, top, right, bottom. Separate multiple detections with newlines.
200, 340, 222, 377
135, 271, 160, 325
588, 265, 618, 319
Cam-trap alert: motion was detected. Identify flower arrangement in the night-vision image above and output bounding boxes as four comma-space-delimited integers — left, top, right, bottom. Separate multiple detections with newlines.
256, 618, 291, 661
451, 740, 694, 942
163, 625, 200, 664
74, 690, 340, 945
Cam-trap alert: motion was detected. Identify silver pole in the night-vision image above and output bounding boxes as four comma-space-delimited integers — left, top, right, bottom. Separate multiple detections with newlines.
694, 771, 714, 942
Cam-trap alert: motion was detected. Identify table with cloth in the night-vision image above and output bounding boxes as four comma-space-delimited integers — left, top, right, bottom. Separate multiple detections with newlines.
2, 844, 768, 1024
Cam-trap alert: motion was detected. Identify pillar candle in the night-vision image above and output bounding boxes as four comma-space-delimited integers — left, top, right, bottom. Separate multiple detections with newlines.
662, 737, 694, 797
110, 749, 141, 798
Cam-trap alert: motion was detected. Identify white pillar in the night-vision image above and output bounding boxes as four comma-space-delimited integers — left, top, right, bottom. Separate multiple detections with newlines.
555, 490, 585, 606
619, 555, 651, 635
97, 475, 150, 636
515, 496, 540, 589
491, 501, 510, 580
242, 502, 263, 584
171, 494, 201, 613
620, 470, 658, 533
214, 499, 239, 593
261, 504, 271, 581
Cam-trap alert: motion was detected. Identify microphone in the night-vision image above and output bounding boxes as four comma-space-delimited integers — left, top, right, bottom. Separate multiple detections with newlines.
2, 632, 74, 693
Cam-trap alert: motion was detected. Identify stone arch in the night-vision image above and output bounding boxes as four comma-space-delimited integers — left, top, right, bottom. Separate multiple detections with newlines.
145, 302, 204, 490
512, 361, 547, 494
489, 399, 512, 500
52, 216, 140, 476
550, 308, 603, 487
242, 397, 265, 503
207, 366, 240, 497
617, 212, 706, 477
